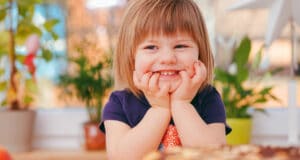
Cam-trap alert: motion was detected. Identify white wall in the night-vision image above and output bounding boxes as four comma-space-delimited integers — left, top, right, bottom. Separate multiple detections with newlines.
251, 108, 300, 146
32, 108, 89, 150
32, 108, 300, 150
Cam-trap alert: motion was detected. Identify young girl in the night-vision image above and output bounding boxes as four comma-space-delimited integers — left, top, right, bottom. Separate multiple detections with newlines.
100, 0, 231, 159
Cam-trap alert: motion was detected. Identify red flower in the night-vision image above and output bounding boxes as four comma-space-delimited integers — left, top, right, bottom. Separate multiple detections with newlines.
24, 52, 36, 75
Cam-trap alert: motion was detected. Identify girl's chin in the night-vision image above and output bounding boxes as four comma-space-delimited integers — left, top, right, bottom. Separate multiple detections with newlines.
159, 81, 180, 93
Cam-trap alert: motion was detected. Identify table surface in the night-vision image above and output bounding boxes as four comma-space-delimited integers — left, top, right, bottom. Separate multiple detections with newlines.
12, 150, 107, 160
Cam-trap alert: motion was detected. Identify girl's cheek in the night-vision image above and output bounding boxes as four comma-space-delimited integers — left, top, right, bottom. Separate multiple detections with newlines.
135, 60, 145, 72
135, 65, 150, 76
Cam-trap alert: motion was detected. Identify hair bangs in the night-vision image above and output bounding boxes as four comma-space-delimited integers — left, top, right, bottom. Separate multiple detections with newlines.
133, 0, 200, 45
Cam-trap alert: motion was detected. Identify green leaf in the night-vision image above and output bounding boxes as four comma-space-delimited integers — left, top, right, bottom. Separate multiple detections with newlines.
259, 86, 272, 95
17, 19, 41, 33
1, 100, 7, 107
18, 4, 34, 18
236, 67, 248, 83
214, 68, 233, 83
237, 106, 251, 118
0, 45, 8, 56
25, 79, 38, 93
251, 46, 263, 70
0, 0, 7, 5
269, 94, 281, 102
41, 48, 53, 62
50, 31, 59, 40
254, 108, 266, 113
17, 0, 42, 7
254, 97, 267, 103
0, 81, 7, 91
16, 54, 26, 64
0, 8, 7, 21
44, 19, 59, 31
0, 31, 9, 55
16, 21, 42, 44
23, 94, 34, 104
270, 67, 284, 75
0, 68, 5, 76
234, 36, 251, 69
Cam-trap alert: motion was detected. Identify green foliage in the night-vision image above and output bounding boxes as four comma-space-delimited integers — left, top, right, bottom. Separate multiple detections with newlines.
214, 36, 281, 118
0, 0, 59, 109
59, 43, 113, 123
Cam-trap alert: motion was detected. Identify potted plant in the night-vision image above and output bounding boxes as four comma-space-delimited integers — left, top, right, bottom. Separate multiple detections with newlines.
59, 40, 113, 150
0, 0, 59, 152
214, 36, 281, 145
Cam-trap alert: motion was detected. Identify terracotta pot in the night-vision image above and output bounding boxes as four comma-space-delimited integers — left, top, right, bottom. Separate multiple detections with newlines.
83, 122, 105, 150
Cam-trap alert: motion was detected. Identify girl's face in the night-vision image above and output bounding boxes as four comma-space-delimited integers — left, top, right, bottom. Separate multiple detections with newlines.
135, 33, 199, 92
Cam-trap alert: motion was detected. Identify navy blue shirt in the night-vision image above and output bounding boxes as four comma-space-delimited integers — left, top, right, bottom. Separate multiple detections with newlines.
99, 85, 231, 134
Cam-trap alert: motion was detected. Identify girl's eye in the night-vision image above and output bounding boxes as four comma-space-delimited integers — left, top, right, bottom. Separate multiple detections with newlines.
144, 45, 158, 50
175, 44, 188, 49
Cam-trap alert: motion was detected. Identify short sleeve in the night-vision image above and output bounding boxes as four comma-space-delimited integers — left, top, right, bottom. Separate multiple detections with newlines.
99, 92, 129, 133
199, 87, 232, 134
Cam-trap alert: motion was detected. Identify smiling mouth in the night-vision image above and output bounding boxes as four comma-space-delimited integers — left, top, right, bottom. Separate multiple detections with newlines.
153, 70, 180, 76
159, 71, 179, 76
152, 71, 181, 81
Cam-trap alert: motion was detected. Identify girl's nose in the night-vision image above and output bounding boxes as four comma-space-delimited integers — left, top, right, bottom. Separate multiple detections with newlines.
159, 48, 177, 64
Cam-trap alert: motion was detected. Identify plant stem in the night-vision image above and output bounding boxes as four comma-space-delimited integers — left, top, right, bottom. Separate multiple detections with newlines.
87, 100, 94, 123
8, 0, 20, 110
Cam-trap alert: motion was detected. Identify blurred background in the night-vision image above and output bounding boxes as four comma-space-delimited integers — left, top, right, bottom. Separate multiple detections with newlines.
0, 0, 299, 159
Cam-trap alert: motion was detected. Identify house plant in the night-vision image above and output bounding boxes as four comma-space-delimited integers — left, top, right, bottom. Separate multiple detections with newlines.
214, 36, 281, 145
0, 0, 59, 152
59, 39, 113, 150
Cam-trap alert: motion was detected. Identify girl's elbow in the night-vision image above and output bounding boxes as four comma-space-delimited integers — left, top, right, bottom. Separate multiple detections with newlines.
208, 136, 226, 146
220, 138, 227, 145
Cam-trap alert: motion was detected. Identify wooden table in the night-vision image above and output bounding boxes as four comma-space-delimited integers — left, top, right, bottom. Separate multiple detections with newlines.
12, 150, 107, 160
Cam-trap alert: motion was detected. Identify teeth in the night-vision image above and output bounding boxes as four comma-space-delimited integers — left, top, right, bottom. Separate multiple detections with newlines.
160, 71, 176, 76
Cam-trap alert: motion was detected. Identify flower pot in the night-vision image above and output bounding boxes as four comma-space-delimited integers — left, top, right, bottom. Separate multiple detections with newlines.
0, 109, 36, 152
83, 122, 105, 150
226, 118, 252, 145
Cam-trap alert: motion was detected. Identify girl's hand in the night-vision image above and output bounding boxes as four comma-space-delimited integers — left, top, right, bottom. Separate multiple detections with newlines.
133, 71, 171, 109
171, 61, 207, 106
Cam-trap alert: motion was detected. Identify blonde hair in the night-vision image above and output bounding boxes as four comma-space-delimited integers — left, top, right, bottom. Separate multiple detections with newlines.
114, 0, 214, 96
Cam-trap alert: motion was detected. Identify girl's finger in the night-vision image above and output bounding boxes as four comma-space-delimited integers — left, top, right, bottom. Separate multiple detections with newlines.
192, 61, 206, 84
179, 70, 190, 84
140, 72, 152, 89
157, 83, 170, 97
148, 72, 160, 92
